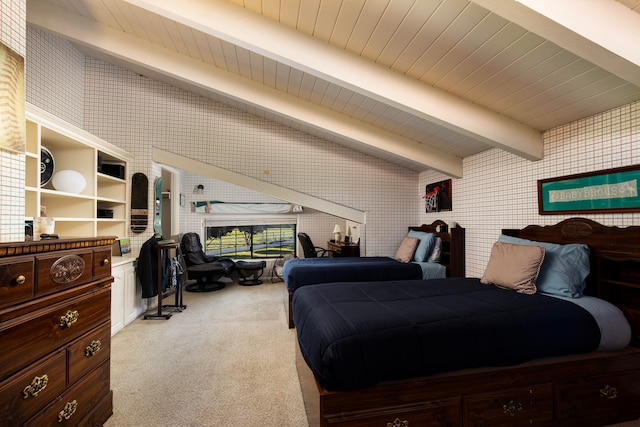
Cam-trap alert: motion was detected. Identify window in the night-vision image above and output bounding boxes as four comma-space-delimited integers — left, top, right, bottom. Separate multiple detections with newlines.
204, 219, 296, 259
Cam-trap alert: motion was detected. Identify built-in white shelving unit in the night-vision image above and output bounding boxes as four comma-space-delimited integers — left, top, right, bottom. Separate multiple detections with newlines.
25, 104, 134, 239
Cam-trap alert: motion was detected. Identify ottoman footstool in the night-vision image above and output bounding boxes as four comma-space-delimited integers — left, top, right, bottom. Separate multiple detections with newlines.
236, 260, 267, 286
184, 263, 227, 292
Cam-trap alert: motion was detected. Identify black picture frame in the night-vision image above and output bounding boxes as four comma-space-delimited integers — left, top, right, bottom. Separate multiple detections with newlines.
424, 179, 452, 213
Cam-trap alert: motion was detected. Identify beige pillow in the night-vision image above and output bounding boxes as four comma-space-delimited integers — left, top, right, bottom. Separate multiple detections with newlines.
481, 241, 546, 294
395, 236, 419, 263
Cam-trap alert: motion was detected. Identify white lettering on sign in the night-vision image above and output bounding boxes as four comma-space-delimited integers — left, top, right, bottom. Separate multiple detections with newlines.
549, 180, 637, 203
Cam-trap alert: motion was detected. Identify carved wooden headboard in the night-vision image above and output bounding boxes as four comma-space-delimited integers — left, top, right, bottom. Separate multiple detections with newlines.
408, 220, 465, 277
502, 217, 640, 347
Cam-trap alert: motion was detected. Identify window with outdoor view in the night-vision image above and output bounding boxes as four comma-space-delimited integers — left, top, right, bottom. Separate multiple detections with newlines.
205, 223, 296, 259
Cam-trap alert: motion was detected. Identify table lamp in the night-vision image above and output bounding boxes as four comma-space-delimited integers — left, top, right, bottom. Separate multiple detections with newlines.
333, 224, 342, 243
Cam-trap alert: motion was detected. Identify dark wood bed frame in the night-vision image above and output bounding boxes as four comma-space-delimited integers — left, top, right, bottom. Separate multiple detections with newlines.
408, 219, 466, 278
287, 220, 466, 328
296, 218, 640, 427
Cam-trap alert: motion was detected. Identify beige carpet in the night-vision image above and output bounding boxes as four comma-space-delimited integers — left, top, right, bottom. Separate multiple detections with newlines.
106, 278, 640, 427
105, 279, 308, 427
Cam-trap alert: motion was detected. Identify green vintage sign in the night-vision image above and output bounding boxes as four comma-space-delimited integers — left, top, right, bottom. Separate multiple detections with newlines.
539, 166, 640, 214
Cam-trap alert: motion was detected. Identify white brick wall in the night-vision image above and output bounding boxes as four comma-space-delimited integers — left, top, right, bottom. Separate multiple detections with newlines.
0, 0, 25, 242
420, 101, 640, 277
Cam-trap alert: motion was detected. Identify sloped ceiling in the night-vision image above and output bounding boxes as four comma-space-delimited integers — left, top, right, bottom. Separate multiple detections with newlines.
27, 0, 640, 177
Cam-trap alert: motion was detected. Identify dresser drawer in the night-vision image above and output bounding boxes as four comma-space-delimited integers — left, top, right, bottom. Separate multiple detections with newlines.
0, 349, 66, 426
324, 397, 461, 427
36, 250, 93, 297
68, 321, 111, 385
92, 248, 112, 280
464, 383, 553, 427
0, 286, 111, 381
0, 256, 34, 309
556, 370, 640, 424
25, 359, 110, 427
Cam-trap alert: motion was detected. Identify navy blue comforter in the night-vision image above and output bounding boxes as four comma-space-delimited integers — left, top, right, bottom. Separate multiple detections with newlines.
283, 257, 423, 292
294, 278, 601, 391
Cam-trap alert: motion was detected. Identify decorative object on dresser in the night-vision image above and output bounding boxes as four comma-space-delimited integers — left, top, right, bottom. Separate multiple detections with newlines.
295, 218, 640, 427
0, 237, 116, 426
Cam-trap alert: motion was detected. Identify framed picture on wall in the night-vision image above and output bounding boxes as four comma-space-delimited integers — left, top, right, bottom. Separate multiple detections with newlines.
538, 165, 640, 214
424, 179, 452, 212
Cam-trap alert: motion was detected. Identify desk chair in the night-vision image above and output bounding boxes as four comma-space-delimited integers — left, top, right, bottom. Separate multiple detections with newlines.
297, 232, 329, 258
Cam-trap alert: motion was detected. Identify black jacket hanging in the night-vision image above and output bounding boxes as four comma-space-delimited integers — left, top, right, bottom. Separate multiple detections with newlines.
137, 235, 159, 298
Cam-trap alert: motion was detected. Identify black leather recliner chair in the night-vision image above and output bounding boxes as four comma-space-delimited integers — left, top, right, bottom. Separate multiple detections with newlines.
181, 232, 235, 292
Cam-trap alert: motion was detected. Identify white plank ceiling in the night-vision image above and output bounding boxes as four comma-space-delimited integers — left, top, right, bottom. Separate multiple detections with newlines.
27, 0, 640, 176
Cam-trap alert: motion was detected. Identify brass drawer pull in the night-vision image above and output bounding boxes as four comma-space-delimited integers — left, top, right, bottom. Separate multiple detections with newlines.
59, 310, 79, 327
102, 258, 110, 266
85, 340, 102, 357
503, 400, 523, 416
23, 374, 49, 398
387, 418, 409, 427
15, 274, 26, 285
600, 385, 618, 399
58, 400, 77, 422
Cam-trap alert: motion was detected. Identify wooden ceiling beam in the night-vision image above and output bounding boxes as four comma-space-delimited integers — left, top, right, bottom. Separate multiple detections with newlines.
27, 0, 463, 176
122, 0, 543, 161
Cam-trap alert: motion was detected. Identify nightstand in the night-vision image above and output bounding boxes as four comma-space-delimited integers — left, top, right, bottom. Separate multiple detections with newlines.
327, 241, 360, 257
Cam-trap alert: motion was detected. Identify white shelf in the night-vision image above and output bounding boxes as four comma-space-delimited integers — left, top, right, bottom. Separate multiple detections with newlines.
26, 103, 134, 239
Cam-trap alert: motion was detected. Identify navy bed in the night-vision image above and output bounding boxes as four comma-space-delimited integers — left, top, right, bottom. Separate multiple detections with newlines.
283, 257, 424, 328
284, 221, 466, 327
294, 277, 602, 391
283, 256, 423, 293
294, 219, 640, 427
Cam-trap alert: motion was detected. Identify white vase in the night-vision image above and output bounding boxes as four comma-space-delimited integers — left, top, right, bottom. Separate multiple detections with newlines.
52, 170, 87, 194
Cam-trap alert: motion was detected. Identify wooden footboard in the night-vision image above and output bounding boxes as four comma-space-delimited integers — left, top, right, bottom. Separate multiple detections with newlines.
296, 339, 640, 427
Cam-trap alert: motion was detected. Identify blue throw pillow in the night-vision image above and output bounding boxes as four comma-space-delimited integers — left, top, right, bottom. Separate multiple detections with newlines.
407, 230, 436, 262
498, 234, 590, 298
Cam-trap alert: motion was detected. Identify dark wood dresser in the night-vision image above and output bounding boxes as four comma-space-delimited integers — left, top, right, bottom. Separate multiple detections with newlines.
327, 241, 360, 257
0, 237, 116, 426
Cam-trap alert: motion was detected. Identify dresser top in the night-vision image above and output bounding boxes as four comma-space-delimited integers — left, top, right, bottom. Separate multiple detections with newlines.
0, 237, 117, 258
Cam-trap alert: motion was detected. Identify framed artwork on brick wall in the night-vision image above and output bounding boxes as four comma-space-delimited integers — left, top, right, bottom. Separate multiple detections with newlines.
538, 165, 640, 214
424, 179, 452, 213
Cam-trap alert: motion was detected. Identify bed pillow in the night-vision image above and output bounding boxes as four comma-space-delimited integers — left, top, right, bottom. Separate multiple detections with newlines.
395, 236, 419, 263
407, 230, 436, 262
481, 241, 545, 294
427, 237, 442, 263
498, 234, 590, 298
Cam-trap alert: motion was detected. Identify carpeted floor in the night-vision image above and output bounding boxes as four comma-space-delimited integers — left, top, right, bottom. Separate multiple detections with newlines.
105, 278, 308, 427
106, 278, 640, 427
